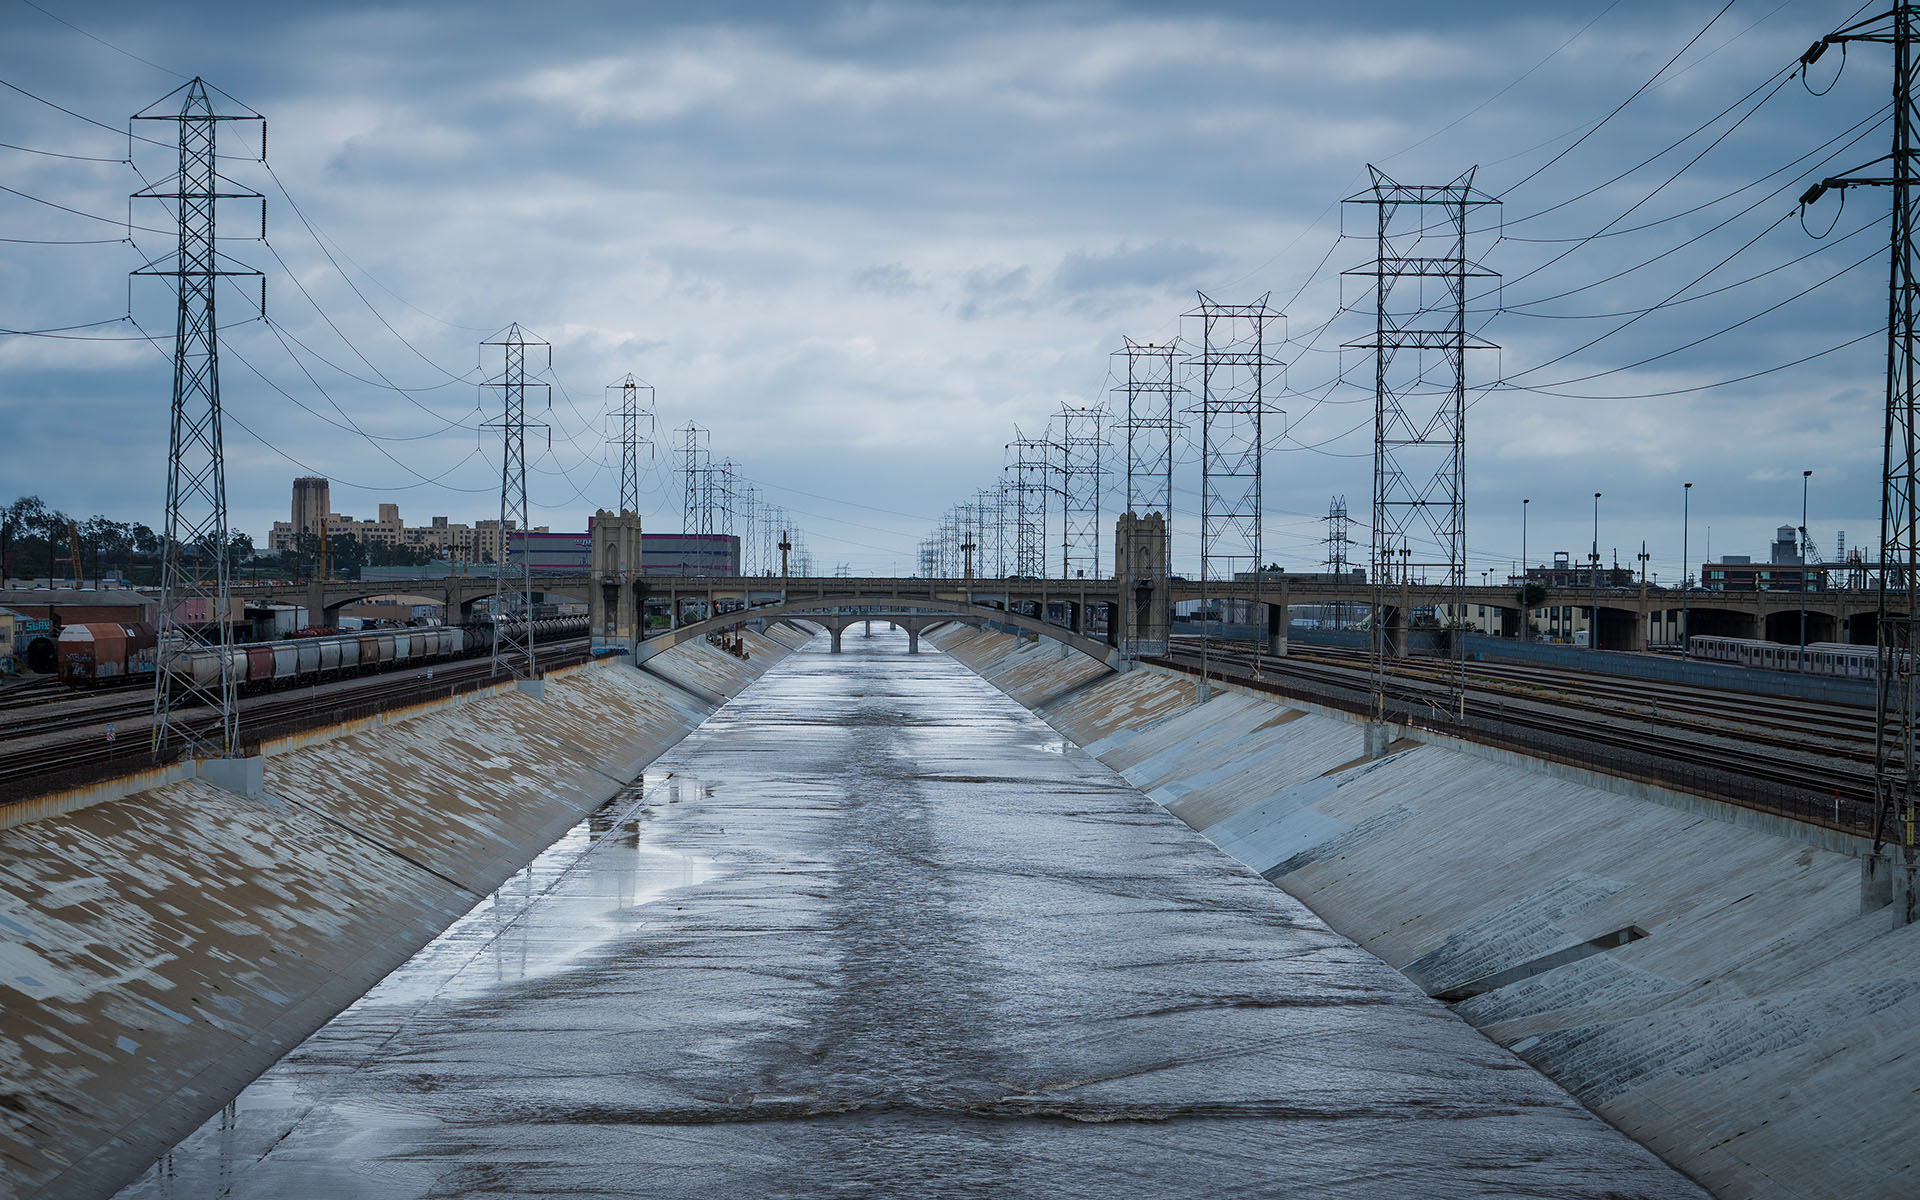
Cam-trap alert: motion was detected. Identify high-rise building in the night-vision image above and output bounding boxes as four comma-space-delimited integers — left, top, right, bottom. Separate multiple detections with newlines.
291, 477, 330, 538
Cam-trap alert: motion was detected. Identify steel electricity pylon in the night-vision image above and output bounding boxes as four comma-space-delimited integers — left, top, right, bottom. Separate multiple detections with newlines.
1115, 337, 1180, 568
1053, 404, 1107, 579
1183, 294, 1282, 689
131, 78, 264, 760
1801, 3, 1920, 919
1008, 428, 1052, 578
1344, 167, 1499, 725
607, 373, 655, 515
482, 323, 550, 680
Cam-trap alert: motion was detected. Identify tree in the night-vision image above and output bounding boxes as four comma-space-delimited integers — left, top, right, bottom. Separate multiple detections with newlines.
1, 496, 50, 584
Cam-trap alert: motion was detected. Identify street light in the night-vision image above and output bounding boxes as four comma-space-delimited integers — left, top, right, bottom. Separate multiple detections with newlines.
1682, 482, 1692, 657
1591, 492, 1602, 650
1522, 497, 1530, 640
1800, 469, 1813, 653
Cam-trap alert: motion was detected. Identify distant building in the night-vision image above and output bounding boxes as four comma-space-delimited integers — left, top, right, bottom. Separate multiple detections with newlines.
267, 479, 546, 562
1769, 524, 1803, 565
1702, 558, 1826, 593
510, 526, 742, 577
291, 476, 330, 538
1524, 551, 1635, 589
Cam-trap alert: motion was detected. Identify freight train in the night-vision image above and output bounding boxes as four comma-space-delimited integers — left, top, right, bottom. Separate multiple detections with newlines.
55, 617, 587, 688
1687, 635, 1880, 679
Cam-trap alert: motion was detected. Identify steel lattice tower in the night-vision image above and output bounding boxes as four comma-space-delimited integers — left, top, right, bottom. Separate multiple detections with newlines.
1183, 295, 1282, 671
1344, 168, 1499, 722
607, 373, 654, 515
1054, 405, 1107, 579
1325, 496, 1355, 629
482, 324, 550, 680
678, 423, 710, 536
1008, 429, 1052, 578
1803, 4, 1920, 918
132, 79, 264, 760
1115, 338, 1180, 563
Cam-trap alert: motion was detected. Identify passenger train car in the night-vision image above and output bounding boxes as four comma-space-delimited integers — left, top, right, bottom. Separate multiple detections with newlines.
1687, 635, 1879, 679
57, 617, 586, 688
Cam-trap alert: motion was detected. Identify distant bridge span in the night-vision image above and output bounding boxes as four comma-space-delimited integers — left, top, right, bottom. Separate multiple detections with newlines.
632, 593, 1129, 670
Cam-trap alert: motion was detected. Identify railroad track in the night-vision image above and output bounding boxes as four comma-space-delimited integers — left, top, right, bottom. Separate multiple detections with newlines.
1154, 640, 1874, 834
0, 640, 592, 797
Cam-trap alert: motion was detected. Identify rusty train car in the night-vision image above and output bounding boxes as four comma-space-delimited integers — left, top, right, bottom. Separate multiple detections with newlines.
56, 617, 586, 688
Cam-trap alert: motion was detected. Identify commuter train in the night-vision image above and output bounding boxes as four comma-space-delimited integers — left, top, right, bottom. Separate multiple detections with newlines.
56, 617, 587, 688
1687, 635, 1881, 679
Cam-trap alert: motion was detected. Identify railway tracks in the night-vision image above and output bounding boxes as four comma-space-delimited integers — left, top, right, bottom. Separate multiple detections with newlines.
1154, 638, 1874, 836
0, 640, 592, 803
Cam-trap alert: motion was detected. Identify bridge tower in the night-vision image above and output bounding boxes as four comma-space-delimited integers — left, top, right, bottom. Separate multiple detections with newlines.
591, 510, 644, 652
1116, 511, 1169, 658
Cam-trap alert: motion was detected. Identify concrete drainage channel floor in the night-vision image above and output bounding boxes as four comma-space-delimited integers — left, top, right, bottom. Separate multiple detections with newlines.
118, 628, 1700, 1199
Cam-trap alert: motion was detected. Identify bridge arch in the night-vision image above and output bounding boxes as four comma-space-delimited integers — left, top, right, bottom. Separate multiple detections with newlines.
630, 594, 1126, 670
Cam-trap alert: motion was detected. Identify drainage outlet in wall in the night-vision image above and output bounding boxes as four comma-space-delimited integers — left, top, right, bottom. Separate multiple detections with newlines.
1429, 925, 1649, 1004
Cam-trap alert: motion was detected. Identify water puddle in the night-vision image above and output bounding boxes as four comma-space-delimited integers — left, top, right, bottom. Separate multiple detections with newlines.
363, 769, 717, 1008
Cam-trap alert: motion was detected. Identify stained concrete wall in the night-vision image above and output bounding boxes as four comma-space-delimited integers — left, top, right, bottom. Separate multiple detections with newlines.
927, 624, 1920, 1200
0, 627, 810, 1200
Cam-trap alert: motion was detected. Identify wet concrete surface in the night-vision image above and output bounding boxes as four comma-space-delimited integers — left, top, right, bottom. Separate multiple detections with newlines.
117, 628, 1701, 1199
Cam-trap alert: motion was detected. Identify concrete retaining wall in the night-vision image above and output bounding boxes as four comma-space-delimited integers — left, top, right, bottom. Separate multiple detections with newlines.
0, 627, 812, 1200
928, 624, 1919, 1200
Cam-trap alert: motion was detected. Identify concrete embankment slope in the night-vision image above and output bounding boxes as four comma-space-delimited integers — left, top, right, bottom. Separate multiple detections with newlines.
927, 625, 1920, 1200
0, 625, 813, 1200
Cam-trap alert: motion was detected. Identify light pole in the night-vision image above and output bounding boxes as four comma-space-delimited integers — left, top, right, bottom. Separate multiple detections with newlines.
1522, 497, 1530, 639
1800, 469, 1812, 653
1682, 482, 1692, 657
1591, 492, 1602, 650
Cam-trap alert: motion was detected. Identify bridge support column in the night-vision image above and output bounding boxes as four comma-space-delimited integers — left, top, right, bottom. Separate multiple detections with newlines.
306, 578, 326, 630
907, 625, 920, 654
830, 623, 843, 654
1862, 849, 1920, 925
589, 509, 644, 653
1070, 601, 1085, 637
864, 619, 872, 637
1265, 583, 1289, 657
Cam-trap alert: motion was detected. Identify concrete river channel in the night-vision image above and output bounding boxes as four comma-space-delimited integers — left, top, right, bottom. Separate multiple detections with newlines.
115, 629, 1697, 1198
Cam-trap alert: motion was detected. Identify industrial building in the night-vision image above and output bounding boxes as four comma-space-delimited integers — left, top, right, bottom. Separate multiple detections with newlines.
510, 527, 742, 577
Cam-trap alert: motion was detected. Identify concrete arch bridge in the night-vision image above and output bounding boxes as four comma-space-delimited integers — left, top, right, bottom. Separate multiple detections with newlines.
630, 594, 1128, 671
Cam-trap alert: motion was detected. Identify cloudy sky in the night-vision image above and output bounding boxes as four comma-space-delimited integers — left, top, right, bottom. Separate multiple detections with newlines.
0, 0, 1895, 580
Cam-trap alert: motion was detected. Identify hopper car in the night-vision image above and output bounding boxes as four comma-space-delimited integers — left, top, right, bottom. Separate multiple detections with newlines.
57, 616, 586, 688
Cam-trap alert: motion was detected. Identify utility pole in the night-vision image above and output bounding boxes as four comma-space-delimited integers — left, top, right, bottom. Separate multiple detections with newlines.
1325, 496, 1353, 629
678, 423, 710, 537
1801, 468, 1815, 652
1803, 6, 1920, 908
1591, 492, 1602, 650
482, 323, 550, 681
1345, 168, 1498, 723
1522, 497, 1531, 638
1682, 483, 1693, 656
133, 78, 264, 761
607, 373, 654, 516
779, 529, 791, 604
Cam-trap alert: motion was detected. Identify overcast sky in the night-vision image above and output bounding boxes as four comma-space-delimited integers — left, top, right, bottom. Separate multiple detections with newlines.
0, 0, 1896, 580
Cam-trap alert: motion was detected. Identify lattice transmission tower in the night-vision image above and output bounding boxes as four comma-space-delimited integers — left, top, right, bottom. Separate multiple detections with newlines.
1008, 429, 1052, 578
1115, 338, 1180, 563
679, 423, 711, 536
132, 79, 265, 760
1344, 167, 1499, 723
1802, 4, 1920, 918
483, 324, 551, 680
1325, 496, 1355, 630
607, 373, 654, 515
1053, 405, 1107, 579
1183, 295, 1282, 677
